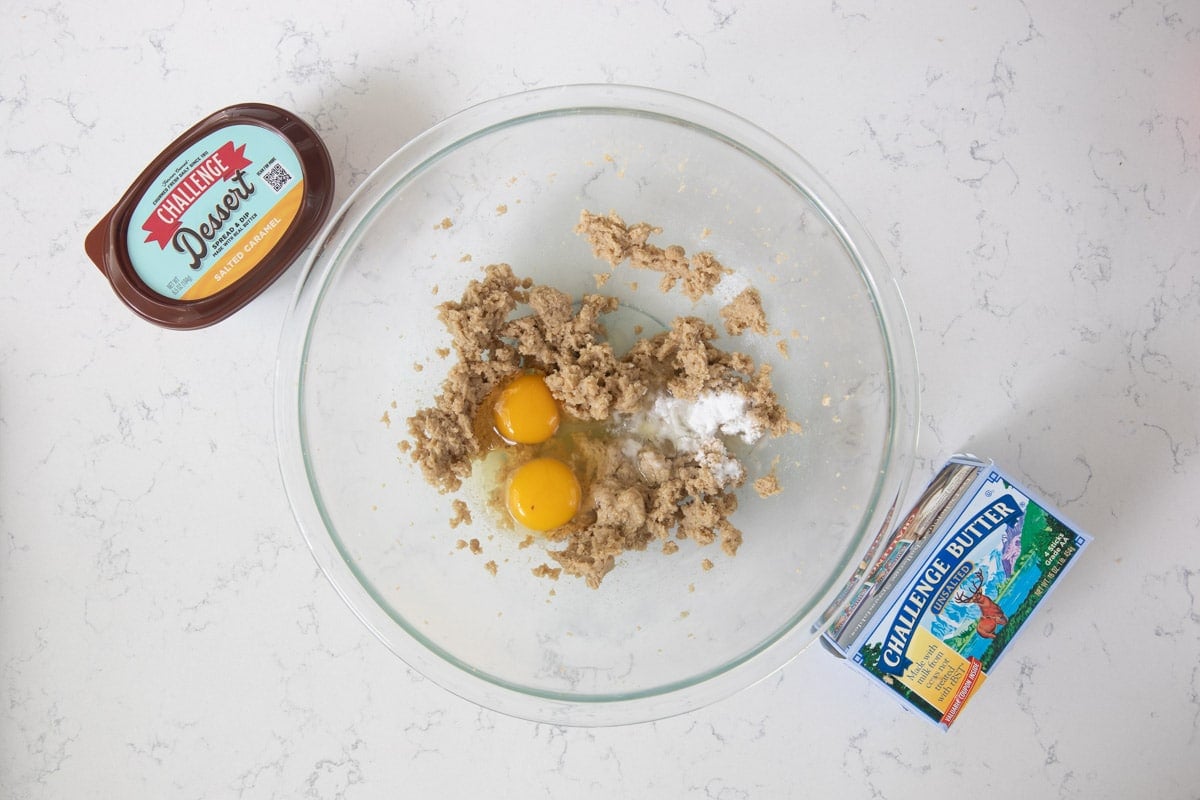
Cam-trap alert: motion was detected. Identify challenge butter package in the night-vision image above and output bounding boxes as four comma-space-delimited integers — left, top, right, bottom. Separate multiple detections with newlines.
821, 455, 1091, 729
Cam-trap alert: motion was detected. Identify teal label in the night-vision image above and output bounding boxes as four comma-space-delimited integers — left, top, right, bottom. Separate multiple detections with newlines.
126, 124, 304, 300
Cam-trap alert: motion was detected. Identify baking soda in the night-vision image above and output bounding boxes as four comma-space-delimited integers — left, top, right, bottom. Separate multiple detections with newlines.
619, 390, 762, 488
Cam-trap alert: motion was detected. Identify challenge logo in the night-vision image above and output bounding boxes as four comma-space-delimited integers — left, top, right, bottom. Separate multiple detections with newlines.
141, 141, 256, 269
877, 495, 1022, 676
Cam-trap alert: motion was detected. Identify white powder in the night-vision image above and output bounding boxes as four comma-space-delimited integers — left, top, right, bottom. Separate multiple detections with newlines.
695, 439, 746, 487
647, 391, 763, 448
620, 390, 762, 488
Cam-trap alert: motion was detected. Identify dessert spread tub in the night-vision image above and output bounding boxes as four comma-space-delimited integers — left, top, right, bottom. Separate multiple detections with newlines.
85, 103, 334, 329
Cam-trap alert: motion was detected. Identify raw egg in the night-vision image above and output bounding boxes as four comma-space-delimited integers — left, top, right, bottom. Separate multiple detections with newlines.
493, 373, 560, 444
506, 457, 581, 531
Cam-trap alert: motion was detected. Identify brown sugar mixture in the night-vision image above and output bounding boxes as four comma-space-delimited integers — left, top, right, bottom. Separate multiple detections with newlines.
720, 287, 769, 336
448, 499, 472, 528
404, 214, 798, 588
575, 210, 731, 301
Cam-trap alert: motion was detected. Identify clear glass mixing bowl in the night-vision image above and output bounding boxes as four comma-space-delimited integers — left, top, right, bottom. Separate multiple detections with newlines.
275, 84, 918, 725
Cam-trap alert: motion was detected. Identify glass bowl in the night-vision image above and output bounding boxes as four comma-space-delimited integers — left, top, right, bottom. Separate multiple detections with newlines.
275, 84, 918, 726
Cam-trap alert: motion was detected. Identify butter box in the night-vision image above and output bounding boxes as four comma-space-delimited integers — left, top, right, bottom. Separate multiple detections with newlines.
821, 455, 1091, 729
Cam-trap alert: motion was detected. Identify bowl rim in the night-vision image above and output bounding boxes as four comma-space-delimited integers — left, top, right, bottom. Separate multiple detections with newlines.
274, 82, 919, 726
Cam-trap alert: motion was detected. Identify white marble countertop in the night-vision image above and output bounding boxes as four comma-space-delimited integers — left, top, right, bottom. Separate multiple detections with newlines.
3, 1, 1198, 797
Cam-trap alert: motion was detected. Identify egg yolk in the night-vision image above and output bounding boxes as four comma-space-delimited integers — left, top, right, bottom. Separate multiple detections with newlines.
506, 457, 581, 532
493, 373, 560, 445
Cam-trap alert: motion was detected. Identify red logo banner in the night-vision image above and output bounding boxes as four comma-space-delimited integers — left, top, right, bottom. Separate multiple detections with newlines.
141, 141, 253, 248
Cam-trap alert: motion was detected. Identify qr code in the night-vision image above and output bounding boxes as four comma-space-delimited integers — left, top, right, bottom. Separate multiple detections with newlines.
261, 163, 293, 192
